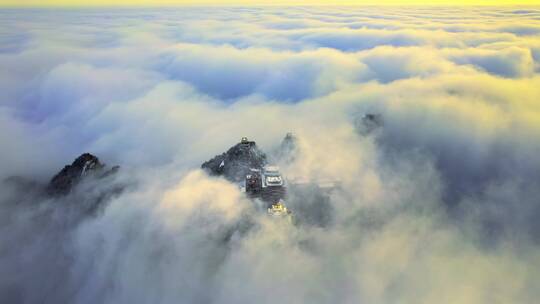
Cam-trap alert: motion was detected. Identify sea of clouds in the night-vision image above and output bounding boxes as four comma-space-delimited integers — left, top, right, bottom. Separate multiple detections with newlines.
1, 6, 540, 304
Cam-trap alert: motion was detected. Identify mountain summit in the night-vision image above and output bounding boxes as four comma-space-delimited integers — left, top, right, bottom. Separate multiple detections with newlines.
47, 153, 118, 195
201, 137, 268, 183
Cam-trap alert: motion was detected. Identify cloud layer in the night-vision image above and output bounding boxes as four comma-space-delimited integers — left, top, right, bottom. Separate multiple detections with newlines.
1, 6, 540, 304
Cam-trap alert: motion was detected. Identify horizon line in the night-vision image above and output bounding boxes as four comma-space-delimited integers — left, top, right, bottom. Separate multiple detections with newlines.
2, 3, 540, 7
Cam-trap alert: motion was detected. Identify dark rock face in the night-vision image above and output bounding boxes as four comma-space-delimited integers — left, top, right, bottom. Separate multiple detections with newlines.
355, 113, 383, 136
276, 132, 299, 164
1, 153, 124, 236
47, 153, 117, 196
201, 139, 267, 183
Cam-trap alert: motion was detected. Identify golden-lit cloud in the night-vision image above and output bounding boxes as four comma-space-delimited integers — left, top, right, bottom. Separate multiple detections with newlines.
1, 5, 540, 304
2, 0, 540, 6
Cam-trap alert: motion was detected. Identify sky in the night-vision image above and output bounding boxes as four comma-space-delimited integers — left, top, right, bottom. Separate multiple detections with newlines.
2, 0, 540, 6
1, 5, 540, 304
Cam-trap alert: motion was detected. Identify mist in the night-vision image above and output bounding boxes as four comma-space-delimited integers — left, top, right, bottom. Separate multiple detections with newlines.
1, 6, 540, 304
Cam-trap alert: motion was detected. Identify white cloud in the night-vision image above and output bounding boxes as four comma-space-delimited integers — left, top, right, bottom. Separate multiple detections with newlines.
1, 6, 540, 304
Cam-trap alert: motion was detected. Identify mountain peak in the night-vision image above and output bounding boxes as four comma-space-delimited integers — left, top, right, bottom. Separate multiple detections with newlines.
47, 153, 106, 195
201, 137, 267, 183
